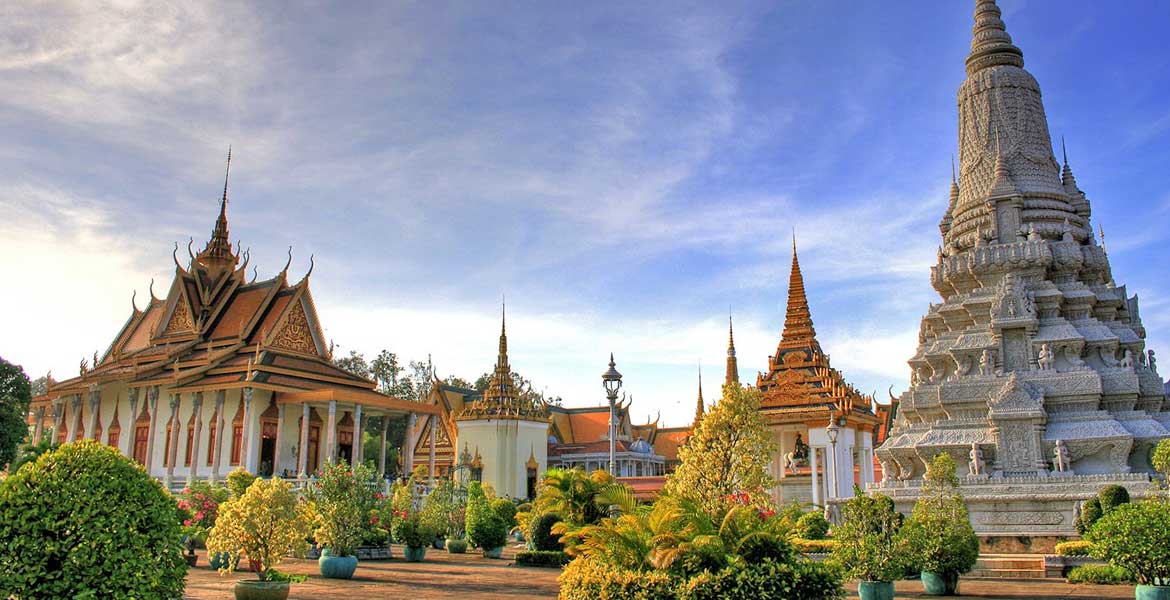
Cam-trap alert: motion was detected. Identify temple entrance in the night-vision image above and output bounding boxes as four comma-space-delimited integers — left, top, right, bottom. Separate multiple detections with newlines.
259, 437, 276, 476
260, 399, 280, 476
526, 467, 537, 499
338, 413, 354, 464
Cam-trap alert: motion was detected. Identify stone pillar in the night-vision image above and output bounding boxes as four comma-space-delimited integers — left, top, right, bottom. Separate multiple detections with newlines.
273, 403, 287, 477
187, 392, 204, 486
165, 393, 181, 489
68, 394, 82, 443
51, 401, 63, 443
145, 387, 159, 473
378, 416, 388, 477
428, 416, 437, 485
325, 400, 338, 464
403, 413, 416, 477
810, 446, 821, 507
87, 387, 100, 440
210, 390, 226, 484
32, 406, 45, 445
777, 429, 787, 480
353, 404, 364, 466
241, 387, 255, 473
826, 442, 838, 500
125, 387, 139, 457
297, 403, 310, 480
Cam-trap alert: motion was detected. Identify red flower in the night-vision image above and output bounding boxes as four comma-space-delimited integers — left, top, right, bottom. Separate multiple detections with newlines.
370, 516, 379, 524
183, 519, 192, 527
374, 493, 386, 500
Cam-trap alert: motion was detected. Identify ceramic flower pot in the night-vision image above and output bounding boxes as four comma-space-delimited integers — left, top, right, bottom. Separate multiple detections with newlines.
857, 580, 895, 600
1136, 585, 1170, 600
482, 546, 504, 559
432, 537, 446, 550
921, 571, 960, 595
318, 549, 358, 579
403, 545, 428, 562
209, 551, 238, 571
233, 580, 290, 600
446, 539, 468, 554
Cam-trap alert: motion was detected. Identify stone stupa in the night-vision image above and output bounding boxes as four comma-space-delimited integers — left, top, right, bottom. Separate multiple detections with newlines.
873, 0, 1169, 541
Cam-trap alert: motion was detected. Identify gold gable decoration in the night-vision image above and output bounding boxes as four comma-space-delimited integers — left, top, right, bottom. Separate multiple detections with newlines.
269, 299, 317, 355
163, 299, 195, 334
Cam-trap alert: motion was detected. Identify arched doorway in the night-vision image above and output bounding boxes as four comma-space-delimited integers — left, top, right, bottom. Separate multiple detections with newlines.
259, 399, 279, 476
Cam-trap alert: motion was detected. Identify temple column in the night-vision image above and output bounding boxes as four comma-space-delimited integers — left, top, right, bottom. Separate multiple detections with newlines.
187, 392, 204, 486
273, 403, 287, 477
403, 413, 416, 478
353, 404, 364, 466
428, 416, 437, 485
165, 393, 181, 489
51, 400, 63, 443
68, 394, 82, 443
325, 400, 337, 464
32, 406, 45, 445
241, 387, 255, 473
210, 390, 226, 484
810, 446, 821, 507
378, 416, 388, 477
297, 403, 310, 480
145, 387, 159, 473
87, 387, 100, 440
777, 429, 787, 480
124, 388, 139, 457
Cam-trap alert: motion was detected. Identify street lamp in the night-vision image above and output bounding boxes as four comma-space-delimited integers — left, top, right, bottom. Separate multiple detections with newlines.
602, 353, 623, 476
825, 412, 840, 500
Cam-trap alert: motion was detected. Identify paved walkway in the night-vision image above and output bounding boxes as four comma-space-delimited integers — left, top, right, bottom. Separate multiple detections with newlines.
184, 548, 1136, 600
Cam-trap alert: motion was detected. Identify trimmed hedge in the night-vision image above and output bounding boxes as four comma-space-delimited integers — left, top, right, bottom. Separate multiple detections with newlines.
791, 512, 830, 540
558, 558, 676, 600
1067, 564, 1134, 585
791, 538, 839, 554
1098, 485, 1130, 513
516, 550, 571, 568
531, 512, 565, 552
1055, 540, 1093, 557
492, 498, 518, 527
679, 559, 845, 600
0, 440, 187, 598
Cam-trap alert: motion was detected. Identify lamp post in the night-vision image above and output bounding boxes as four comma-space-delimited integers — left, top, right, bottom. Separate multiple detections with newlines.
825, 412, 840, 500
601, 353, 623, 476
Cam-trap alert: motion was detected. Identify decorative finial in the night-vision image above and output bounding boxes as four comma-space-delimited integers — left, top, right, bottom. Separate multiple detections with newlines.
951, 154, 957, 183
131, 289, 138, 312
1061, 136, 1068, 166
187, 237, 195, 262
966, 0, 1024, 76
149, 278, 157, 301
304, 254, 315, 280
250, 265, 258, 283
172, 242, 181, 270
1099, 224, 1107, 253
282, 246, 293, 274
222, 146, 232, 207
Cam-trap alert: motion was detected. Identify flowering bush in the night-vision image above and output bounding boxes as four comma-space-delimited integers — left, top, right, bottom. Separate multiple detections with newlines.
226, 467, 257, 498
391, 507, 438, 548
306, 459, 382, 557
177, 481, 231, 548
206, 478, 313, 582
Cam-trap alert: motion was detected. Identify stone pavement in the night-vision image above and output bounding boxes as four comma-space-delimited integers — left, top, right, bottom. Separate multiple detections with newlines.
184, 547, 1136, 600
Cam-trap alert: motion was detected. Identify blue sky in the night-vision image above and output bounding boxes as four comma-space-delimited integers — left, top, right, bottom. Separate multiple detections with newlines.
3, 1, 1169, 426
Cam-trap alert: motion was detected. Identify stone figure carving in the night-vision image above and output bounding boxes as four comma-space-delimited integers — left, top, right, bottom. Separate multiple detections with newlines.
1148, 350, 1157, 372
1037, 344, 1055, 371
783, 433, 809, 474
1053, 440, 1071, 473
878, 458, 892, 484
824, 503, 833, 524
969, 443, 985, 476
1073, 500, 1082, 524
979, 349, 994, 376
1120, 349, 1134, 368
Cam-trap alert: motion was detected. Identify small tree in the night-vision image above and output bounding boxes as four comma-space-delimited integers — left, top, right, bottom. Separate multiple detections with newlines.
226, 467, 257, 498
830, 490, 909, 583
466, 481, 507, 551
902, 454, 979, 577
663, 384, 776, 518
206, 478, 313, 581
1086, 501, 1170, 586
306, 459, 381, 557
1078, 485, 1131, 533
0, 357, 32, 469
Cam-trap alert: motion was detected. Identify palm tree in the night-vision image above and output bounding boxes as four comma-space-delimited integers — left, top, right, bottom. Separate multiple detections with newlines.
535, 468, 636, 527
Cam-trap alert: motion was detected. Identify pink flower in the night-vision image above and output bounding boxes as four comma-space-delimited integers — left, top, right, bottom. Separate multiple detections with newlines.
194, 511, 205, 522
183, 519, 192, 527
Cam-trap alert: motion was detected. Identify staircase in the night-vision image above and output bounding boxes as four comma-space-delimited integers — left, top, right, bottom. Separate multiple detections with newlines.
968, 554, 1047, 579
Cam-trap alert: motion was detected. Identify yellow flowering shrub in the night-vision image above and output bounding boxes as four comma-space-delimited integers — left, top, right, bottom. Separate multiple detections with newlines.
206, 478, 313, 581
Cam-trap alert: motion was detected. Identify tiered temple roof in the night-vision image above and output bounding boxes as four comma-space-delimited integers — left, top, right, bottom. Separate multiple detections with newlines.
455, 304, 551, 422
756, 240, 879, 425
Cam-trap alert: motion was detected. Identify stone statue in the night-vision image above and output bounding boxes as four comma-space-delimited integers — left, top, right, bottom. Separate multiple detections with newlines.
878, 458, 892, 484
1121, 349, 1134, 368
979, 349, 994, 376
1149, 350, 1157, 372
1054, 440, 1071, 473
1037, 343, 1055, 371
969, 443, 985, 476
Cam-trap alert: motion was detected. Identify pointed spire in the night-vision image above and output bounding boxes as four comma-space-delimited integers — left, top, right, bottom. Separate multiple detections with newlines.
781, 235, 818, 344
1099, 224, 1107, 253
966, 0, 1024, 76
725, 314, 739, 385
988, 128, 1018, 199
941, 156, 960, 235
498, 297, 508, 366
197, 147, 239, 269
1061, 136, 1080, 193
694, 367, 705, 428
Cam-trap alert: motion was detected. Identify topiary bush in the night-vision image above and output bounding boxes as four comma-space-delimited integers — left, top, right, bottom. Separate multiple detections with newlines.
678, 559, 845, 600
0, 440, 187, 598
515, 549, 571, 568
792, 511, 830, 540
1077, 497, 1103, 534
491, 497, 518, 528
1054, 540, 1093, 557
530, 512, 565, 552
1097, 484, 1130, 513
557, 558, 676, 600
226, 467, 257, 498
791, 538, 839, 554
1067, 564, 1134, 585
1085, 500, 1170, 586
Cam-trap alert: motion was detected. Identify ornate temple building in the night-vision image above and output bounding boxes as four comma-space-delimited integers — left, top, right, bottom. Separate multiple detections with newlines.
751, 242, 881, 506
873, 0, 1169, 540
28, 156, 437, 489
408, 311, 686, 499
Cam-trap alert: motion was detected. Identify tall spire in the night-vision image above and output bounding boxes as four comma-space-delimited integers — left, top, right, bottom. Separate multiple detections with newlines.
781, 235, 817, 345
694, 367, 705, 428
1061, 136, 1080, 192
965, 0, 1024, 76
497, 297, 508, 371
197, 147, 238, 269
725, 314, 739, 385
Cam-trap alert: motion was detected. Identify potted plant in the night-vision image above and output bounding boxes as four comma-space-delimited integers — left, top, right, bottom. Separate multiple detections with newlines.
177, 482, 232, 570
1086, 500, 1170, 600
466, 481, 509, 558
903, 454, 979, 596
206, 478, 312, 600
830, 489, 910, 600
423, 479, 456, 549
306, 460, 380, 579
392, 506, 438, 561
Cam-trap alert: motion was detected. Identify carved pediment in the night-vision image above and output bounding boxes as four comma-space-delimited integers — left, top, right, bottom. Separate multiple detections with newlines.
988, 373, 1044, 418
267, 297, 318, 356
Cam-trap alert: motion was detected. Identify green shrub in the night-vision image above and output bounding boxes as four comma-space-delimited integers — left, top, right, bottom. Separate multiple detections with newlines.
1077, 497, 1102, 534
830, 491, 909, 583
736, 531, 795, 564
226, 467, 257, 498
679, 559, 845, 600
791, 538, 839, 554
516, 550, 571, 568
1054, 540, 1093, 557
492, 497, 518, 527
1067, 564, 1134, 585
0, 440, 187, 598
1086, 500, 1170, 586
792, 511, 830, 540
1153, 439, 1170, 477
466, 481, 508, 550
445, 538, 468, 554
557, 558, 676, 600
307, 459, 382, 557
1097, 485, 1130, 513
530, 512, 565, 552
